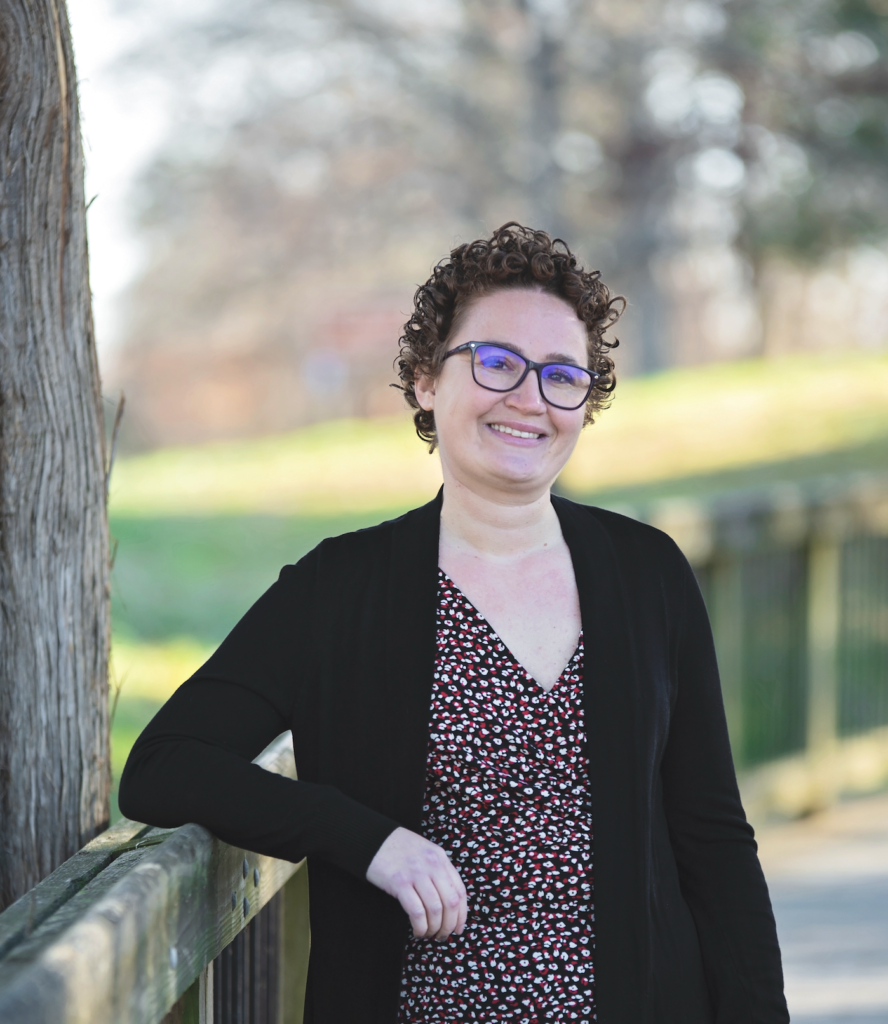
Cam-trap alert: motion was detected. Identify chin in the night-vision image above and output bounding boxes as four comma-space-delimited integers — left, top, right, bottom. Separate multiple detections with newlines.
484, 459, 552, 490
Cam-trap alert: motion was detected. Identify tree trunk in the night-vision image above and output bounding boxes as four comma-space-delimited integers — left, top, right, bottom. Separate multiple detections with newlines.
0, 0, 110, 909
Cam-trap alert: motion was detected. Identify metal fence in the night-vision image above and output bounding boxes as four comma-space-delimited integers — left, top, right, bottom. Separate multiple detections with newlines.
696, 547, 810, 769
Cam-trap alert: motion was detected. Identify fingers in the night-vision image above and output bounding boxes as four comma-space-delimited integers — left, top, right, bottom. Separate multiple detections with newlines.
406, 872, 464, 940
365, 827, 468, 940
431, 858, 467, 939
454, 871, 468, 935
432, 875, 462, 940
417, 849, 466, 939
449, 857, 468, 935
398, 886, 430, 939
413, 875, 444, 937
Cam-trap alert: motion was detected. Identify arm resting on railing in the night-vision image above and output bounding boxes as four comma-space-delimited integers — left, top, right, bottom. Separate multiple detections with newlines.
119, 561, 399, 881
119, 681, 395, 878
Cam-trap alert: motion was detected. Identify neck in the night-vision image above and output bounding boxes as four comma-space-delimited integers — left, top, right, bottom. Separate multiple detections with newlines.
438, 477, 562, 561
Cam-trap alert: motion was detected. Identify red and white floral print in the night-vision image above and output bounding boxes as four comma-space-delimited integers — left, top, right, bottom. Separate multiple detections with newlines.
398, 570, 596, 1023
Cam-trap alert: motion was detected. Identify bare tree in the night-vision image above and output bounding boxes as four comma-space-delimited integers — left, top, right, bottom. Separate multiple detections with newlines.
105, 0, 888, 446
0, 0, 110, 909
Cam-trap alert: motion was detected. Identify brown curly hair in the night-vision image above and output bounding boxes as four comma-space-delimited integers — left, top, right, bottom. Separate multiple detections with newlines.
396, 222, 625, 450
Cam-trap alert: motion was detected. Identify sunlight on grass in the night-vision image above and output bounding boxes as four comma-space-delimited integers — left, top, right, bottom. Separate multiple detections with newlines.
108, 353, 888, 517
108, 637, 215, 822
562, 350, 888, 493
110, 415, 443, 516
110, 636, 214, 704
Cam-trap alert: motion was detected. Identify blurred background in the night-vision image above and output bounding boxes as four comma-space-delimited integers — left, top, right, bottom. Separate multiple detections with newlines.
68, 0, 887, 1018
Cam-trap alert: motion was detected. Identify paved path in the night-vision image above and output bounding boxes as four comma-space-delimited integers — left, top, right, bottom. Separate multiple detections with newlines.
756, 791, 888, 1023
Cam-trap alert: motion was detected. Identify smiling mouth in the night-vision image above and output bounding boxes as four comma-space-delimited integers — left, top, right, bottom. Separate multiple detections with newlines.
489, 423, 544, 440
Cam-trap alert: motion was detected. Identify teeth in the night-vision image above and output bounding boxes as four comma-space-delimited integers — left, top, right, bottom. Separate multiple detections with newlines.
490, 424, 542, 439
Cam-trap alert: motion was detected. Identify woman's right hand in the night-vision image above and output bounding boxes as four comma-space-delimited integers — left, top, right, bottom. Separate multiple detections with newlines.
366, 827, 467, 940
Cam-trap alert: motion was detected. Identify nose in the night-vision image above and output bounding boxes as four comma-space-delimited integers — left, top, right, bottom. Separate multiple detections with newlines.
504, 369, 547, 414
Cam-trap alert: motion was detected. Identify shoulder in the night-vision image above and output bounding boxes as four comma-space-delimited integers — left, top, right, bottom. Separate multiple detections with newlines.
553, 496, 697, 614
555, 498, 704, 643
279, 494, 440, 584
554, 495, 686, 567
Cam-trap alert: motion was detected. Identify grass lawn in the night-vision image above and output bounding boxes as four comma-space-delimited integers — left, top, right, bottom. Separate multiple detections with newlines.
110, 509, 411, 644
109, 415, 443, 517
569, 433, 888, 511
562, 349, 888, 496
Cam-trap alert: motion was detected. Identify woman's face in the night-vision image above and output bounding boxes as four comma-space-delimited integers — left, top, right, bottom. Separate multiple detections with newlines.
415, 288, 589, 502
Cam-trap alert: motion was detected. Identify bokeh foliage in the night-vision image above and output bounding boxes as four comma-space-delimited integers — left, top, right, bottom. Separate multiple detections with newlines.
112, 0, 888, 407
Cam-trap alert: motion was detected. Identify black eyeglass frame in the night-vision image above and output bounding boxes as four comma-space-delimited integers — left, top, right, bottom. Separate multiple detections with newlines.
442, 341, 600, 411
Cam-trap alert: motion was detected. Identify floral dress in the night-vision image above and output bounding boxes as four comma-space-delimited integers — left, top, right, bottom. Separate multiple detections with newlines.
397, 570, 596, 1023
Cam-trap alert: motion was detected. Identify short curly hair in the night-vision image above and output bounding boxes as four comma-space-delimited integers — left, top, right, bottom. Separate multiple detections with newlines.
396, 222, 625, 450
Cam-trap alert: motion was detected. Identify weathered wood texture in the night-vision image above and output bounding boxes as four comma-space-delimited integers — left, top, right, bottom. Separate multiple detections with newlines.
0, 817, 148, 962
213, 890, 283, 1024
0, 733, 303, 1024
281, 865, 310, 1024
0, 0, 110, 909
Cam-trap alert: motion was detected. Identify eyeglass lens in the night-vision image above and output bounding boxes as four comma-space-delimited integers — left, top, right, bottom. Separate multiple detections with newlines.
472, 344, 594, 409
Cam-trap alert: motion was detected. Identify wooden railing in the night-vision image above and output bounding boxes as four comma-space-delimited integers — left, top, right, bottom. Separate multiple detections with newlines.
0, 733, 308, 1024
633, 470, 888, 818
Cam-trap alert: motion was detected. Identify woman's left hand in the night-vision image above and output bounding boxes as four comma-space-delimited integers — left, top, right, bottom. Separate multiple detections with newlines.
366, 827, 468, 940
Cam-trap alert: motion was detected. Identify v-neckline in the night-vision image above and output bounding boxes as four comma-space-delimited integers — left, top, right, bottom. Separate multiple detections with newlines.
438, 568, 582, 695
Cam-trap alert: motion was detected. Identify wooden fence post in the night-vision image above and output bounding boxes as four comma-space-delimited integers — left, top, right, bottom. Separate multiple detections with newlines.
805, 536, 842, 808
199, 964, 213, 1024
710, 555, 745, 764
280, 867, 310, 1024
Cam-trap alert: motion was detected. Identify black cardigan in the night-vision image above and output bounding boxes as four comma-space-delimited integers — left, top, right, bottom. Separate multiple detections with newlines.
119, 492, 788, 1024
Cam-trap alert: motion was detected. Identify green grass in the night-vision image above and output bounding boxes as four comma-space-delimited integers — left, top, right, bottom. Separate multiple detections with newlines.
562, 350, 888, 495
110, 508, 409, 644
109, 694, 168, 822
566, 433, 888, 511
109, 416, 443, 517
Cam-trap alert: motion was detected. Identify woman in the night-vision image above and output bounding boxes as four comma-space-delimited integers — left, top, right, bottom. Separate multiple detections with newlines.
120, 224, 788, 1024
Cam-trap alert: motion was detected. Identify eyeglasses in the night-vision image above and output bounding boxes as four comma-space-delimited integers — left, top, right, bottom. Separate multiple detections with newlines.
443, 342, 599, 411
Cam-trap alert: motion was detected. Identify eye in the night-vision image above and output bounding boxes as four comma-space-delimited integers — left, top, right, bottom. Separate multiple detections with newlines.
543, 365, 584, 386
480, 354, 508, 370
477, 346, 522, 372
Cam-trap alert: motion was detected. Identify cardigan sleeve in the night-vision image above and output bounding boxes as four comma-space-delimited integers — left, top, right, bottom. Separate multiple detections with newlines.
118, 561, 400, 879
660, 552, 789, 1023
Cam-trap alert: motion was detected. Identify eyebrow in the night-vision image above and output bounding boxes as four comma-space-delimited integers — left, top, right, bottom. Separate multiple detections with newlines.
474, 340, 582, 365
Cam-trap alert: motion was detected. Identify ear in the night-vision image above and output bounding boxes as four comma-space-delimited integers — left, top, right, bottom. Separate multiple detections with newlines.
414, 371, 436, 412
